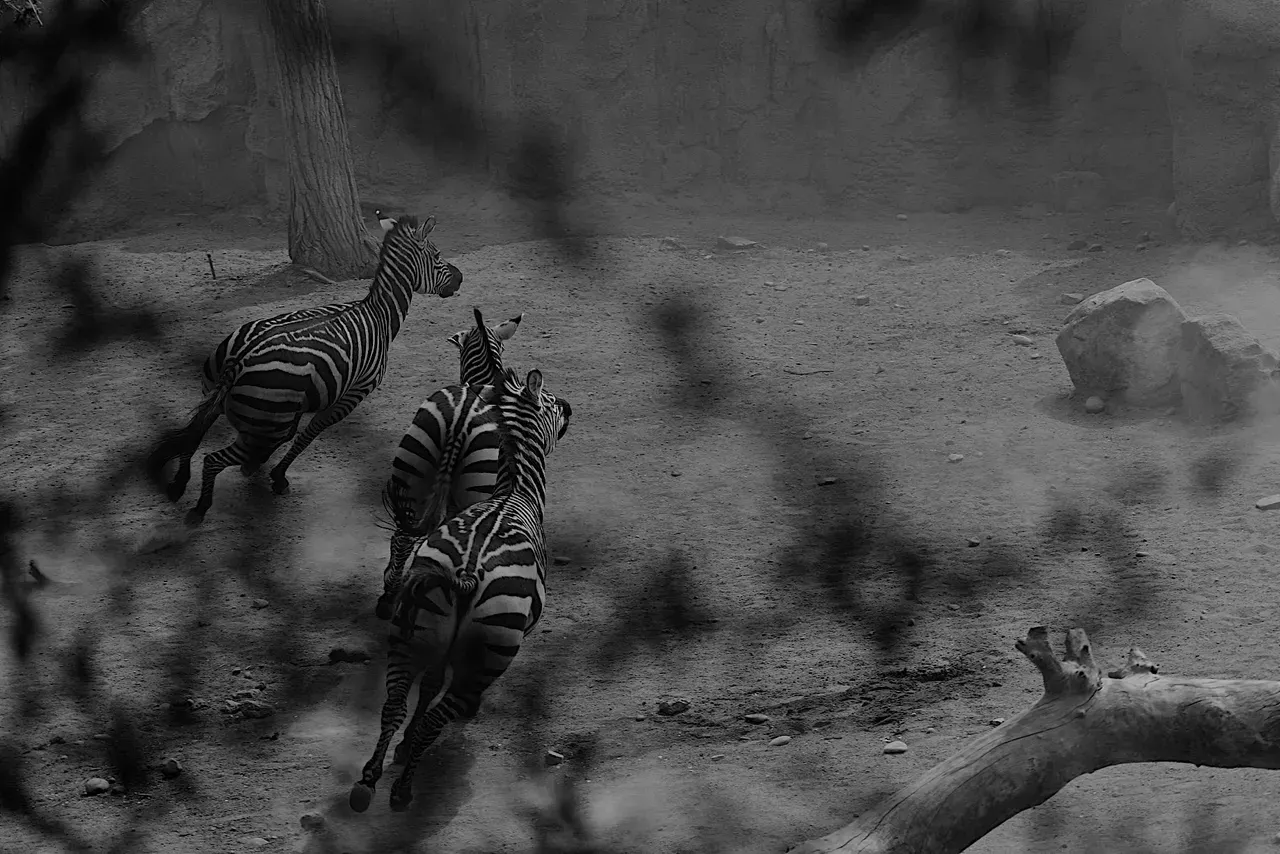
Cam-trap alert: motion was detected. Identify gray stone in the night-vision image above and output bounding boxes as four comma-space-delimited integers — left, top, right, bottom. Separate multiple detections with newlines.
1067, 239, 1088, 250
1255, 495, 1280, 511
83, 777, 111, 796
883, 740, 908, 754
657, 698, 690, 716
1178, 314, 1280, 423
1084, 396, 1105, 414
716, 236, 758, 251
1050, 171, 1106, 212
1055, 278, 1186, 407
1060, 292, 1085, 305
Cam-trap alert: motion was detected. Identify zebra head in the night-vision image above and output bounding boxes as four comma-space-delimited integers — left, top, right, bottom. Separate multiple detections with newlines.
447, 307, 524, 387
378, 214, 463, 298
501, 367, 572, 453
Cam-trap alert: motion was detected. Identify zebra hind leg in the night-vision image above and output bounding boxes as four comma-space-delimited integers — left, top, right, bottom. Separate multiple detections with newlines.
389, 687, 481, 812
376, 531, 416, 620
349, 652, 421, 813
167, 453, 193, 502
270, 396, 362, 495
393, 670, 446, 765
185, 440, 252, 527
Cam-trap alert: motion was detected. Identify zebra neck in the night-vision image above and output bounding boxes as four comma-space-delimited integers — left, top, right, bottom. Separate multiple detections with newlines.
361, 272, 414, 339
492, 430, 548, 513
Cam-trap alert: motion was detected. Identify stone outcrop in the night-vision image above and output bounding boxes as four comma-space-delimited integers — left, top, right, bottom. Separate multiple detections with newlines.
1055, 278, 1186, 407
1178, 314, 1280, 421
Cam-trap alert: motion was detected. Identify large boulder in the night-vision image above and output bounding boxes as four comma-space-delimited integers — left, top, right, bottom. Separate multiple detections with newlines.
1178, 314, 1280, 421
1055, 278, 1187, 406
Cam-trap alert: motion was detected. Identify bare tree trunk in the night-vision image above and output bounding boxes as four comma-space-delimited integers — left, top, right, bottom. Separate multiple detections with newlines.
791, 627, 1280, 854
261, 0, 378, 281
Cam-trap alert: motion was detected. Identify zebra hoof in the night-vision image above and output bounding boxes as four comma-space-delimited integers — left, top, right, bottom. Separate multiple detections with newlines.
388, 789, 413, 813
392, 740, 408, 765
348, 782, 374, 813
270, 477, 290, 495
374, 595, 394, 621
183, 509, 205, 528
165, 482, 186, 503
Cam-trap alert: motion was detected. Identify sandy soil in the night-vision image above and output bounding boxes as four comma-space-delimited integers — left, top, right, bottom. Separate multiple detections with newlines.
5, 194, 1280, 853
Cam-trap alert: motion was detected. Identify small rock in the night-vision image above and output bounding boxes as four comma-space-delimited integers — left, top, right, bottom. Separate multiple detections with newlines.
1136, 243, 1148, 251
717, 236, 758, 251
246, 839, 268, 848
994, 249, 1012, 257
1140, 231, 1152, 242
250, 599, 269, 610
1067, 239, 1088, 250
300, 813, 325, 832
710, 754, 726, 761
634, 715, 646, 722
83, 777, 111, 796
1164, 407, 1177, 417
552, 556, 570, 566
895, 213, 908, 221
769, 736, 792, 747
862, 245, 870, 251
1135, 551, 1150, 558
1083, 396, 1105, 413
1255, 495, 1280, 511
657, 698, 690, 716
545, 749, 565, 767
774, 284, 789, 292
160, 757, 182, 779
328, 647, 371, 664
1087, 243, 1103, 252
801, 431, 814, 440
947, 453, 964, 463
1060, 292, 1084, 305
967, 538, 980, 547
1010, 334, 1033, 346
670, 470, 682, 477
924, 727, 936, 734
744, 713, 771, 724
238, 699, 275, 719
988, 718, 1005, 727
853, 295, 870, 306
660, 236, 686, 250
817, 476, 838, 486
1030, 352, 1042, 360
883, 741, 908, 754
815, 242, 830, 253
232, 688, 259, 700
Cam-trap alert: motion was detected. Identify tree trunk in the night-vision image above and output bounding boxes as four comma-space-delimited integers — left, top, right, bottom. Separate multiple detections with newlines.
261, 0, 378, 281
790, 627, 1280, 854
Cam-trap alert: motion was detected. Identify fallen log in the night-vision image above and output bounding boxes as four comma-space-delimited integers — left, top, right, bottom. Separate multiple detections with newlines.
791, 626, 1280, 854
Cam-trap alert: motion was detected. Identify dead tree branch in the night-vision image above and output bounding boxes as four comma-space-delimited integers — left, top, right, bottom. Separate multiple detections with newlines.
791, 626, 1280, 854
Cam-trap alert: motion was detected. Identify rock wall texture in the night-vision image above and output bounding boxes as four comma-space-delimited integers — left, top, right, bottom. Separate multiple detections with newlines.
5, 0, 1271, 237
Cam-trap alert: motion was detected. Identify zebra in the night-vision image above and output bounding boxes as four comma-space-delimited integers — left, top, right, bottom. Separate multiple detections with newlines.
375, 308, 553, 621
349, 366, 572, 813
146, 214, 463, 527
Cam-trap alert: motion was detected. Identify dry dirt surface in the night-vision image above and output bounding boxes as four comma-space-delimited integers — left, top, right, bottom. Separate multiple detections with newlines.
6, 197, 1280, 853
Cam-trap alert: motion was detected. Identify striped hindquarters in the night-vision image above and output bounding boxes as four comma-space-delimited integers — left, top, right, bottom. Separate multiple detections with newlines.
386, 385, 502, 535
200, 302, 357, 391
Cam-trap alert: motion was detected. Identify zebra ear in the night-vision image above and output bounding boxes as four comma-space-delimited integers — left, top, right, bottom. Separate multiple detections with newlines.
418, 216, 437, 238
524, 370, 544, 402
380, 216, 397, 233
494, 314, 523, 341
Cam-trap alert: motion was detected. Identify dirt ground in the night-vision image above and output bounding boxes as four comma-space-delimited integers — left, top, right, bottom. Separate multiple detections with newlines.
5, 192, 1280, 853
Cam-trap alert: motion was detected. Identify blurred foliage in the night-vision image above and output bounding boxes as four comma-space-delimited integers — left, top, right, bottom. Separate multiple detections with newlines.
0, 1, 1261, 853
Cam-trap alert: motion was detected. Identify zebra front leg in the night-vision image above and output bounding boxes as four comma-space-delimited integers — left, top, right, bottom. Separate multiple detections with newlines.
269, 395, 364, 495
185, 440, 253, 527
392, 668, 448, 765
389, 684, 483, 812
167, 453, 194, 502
349, 653, 420, 813
376, 531, 417, 620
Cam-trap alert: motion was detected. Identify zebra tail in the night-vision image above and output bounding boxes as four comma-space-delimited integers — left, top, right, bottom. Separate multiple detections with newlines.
403, 425, 469, 539
145, 372, 232, 499
395, 559, 479, 614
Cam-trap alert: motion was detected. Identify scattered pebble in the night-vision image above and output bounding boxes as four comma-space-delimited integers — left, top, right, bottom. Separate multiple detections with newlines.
634, 715, 646, 722
238, 699, 275, 719
710, 754, 726, 761
947, 453, 964, 463
924, 727, 936, 734
883, 741, 908, 755
1136, 243, 1148, 251
328, 647, 371, 664
815, 242, 830, 253
1029, 352, 1042, 360
160, 757, 182, 779
1060, 292, 1084, 305
1135, 551, 1150, 558
1164, 407, 1177, 417
769, 736, 792, 747
717, 236, 758, 250
300, 813, 325, 832
967, 538, 980, 547
1255, 495, 1280, 511
1084, 396, 1105, 414
1067, 239, 1087, 250
545, 749, 565, 767
83, 777, 111, 796
1010, 334, 1033, 346
670, 470, 682, 477
861, 245, 870, 252
744, 713, 771, 724
994, 249, 1011, 257
250, 599, 269, 610
853, 294, 870, 306
1140, 231, 1152, 242
1087, 243, 1103, 252
817, 476, 838, 486
552, 556, 570, 566
895, 214, 908, 221
657, 698, 690, 716
660, 237, 686, 250
802, 431, 814, 440
246, 839, 269, 848
774, 284, 789, 292
988, 718, 1005, 727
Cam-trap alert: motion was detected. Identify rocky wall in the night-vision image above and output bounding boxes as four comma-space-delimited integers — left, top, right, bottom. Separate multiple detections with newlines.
0, 0, 1177, 238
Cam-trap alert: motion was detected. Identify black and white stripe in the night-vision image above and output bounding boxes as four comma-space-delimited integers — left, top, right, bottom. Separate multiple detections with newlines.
350, 366, 572, 813
147, 215, 463, 526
